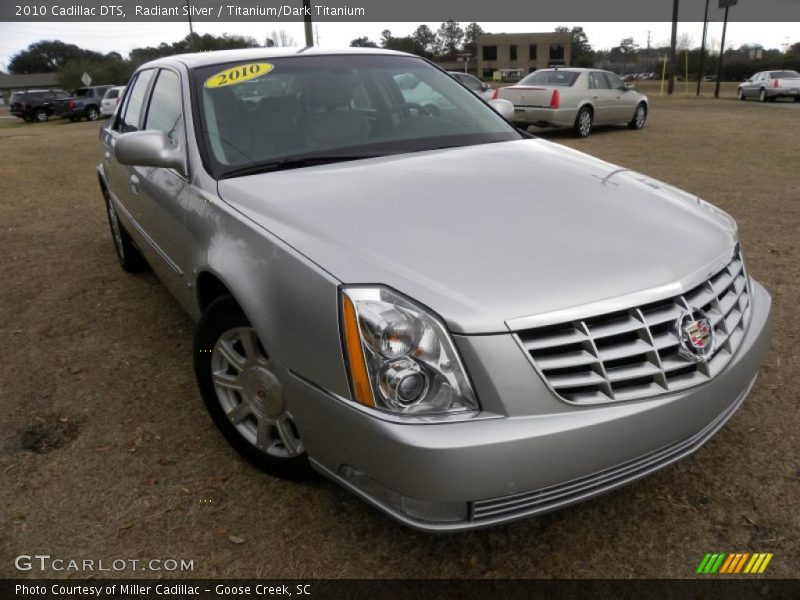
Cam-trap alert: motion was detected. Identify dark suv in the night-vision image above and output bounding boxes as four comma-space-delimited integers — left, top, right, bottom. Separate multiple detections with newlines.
54, 86, 114, 122
9, 89, 71, 122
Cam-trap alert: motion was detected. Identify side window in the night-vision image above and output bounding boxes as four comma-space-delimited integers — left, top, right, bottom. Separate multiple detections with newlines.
144, 69, 184, 150
463, 75, 482, 91
603, 72, 625, 90
588, 72, 611, 90
118, 69, 154, 133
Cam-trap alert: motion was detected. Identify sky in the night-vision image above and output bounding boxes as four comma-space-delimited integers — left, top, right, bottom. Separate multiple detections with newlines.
1, 21, 797, 71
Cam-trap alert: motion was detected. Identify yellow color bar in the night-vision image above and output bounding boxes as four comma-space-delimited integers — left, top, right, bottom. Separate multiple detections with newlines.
758, 554, 773, 574
342, 294, 375, 408
744, 554, 761, 574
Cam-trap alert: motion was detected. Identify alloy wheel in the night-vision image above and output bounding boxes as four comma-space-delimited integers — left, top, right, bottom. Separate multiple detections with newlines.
578, 110, 592, 137
635, 105, 646, 128
87, 108, 99, 121
211, 327, 303, 458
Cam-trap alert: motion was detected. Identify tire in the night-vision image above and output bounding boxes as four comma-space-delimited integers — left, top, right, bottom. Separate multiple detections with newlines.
103, 187, 147, 272
34, 109, 48, 122
794, 97, 800, 103
573, 106, 593, 138
628, 103, 647, 130
759, 88, 767, 103
194, 296, 313, 480
86, 106, 99, 121
737, 88, 745, 101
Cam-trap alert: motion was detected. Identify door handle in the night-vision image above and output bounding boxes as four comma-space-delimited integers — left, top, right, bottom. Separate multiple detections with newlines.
130, 174, 140, 195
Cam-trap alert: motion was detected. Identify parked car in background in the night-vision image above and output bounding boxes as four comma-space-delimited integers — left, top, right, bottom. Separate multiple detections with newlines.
100, 86, 126, 116
738, 70, 800, 102
448, 71, 494, 101
97, 48, 770, 532
55, 85, 114, 121
495, 68, 649, 138
8, 89, 70, 122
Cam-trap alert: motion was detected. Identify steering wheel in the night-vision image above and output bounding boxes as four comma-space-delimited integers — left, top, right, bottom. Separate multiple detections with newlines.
385, 102, 430, 118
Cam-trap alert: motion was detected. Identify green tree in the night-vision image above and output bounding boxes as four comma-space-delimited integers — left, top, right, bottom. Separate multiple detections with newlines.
436, 20, 464, 59
555, 26, 594, 66
9, 40, 101, 73
412, 25, 437, 55
350, 37, 378, 48
462, 22, 484, 59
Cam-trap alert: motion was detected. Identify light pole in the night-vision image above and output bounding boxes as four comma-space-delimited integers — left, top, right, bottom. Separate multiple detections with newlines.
715, 0, 737, 98
303, 0, 313, 47
185, 0, 195, 51
667, 0, 679, 95
696, 0, 710, 95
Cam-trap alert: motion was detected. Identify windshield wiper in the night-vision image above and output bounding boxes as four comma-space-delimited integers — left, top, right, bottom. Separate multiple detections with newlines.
219, 152, 397, 179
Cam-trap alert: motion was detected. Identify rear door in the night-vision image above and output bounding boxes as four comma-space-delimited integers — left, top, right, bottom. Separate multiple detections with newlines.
587, 71, 614, 123
744, 73, 762, 97
131, 67, 193, 303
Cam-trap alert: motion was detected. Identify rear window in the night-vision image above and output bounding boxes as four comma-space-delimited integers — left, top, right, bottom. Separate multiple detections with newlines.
770, 71, 800, 79
518, 70, 580, 87
10, 93, 24, 103
74, 88, 91, 97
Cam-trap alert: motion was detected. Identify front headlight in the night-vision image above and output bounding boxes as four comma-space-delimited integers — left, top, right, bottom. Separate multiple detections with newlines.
340, 287, 479, 416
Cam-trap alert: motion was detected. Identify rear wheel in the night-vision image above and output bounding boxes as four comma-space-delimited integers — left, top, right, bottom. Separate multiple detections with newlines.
628, 103, 647, 130
759, 88, 767, 103
103, 187, 147, 272
194, 297, 312, 480
86, 106, 99, 121
34, 109, 48, 122
573, 106, 593, 138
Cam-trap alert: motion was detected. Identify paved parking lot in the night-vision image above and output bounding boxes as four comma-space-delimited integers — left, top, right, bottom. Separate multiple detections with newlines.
1, 96, 798, 578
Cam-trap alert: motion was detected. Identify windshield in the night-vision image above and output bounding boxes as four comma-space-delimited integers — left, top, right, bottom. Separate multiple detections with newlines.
193, 54, 521, 178
518, 70, 580, 87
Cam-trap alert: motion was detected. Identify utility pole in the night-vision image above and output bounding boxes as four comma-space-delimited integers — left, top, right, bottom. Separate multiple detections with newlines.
715, 0, 737, 98
697, 0, 710, 95
185, 0, 195, 51
667, 0, 679, 94
303, 0, 313, 47
646, 30, 652, 72
315, 25, 320, 46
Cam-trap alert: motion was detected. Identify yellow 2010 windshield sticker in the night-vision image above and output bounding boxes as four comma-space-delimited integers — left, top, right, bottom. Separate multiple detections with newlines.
204, 63, 274, 88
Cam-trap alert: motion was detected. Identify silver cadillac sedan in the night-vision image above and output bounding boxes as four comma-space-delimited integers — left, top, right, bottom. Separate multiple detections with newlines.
97, 48, 771, 532
497, 68, 649, 137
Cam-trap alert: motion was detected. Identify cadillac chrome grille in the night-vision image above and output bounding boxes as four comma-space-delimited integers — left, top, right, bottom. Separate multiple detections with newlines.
516, 250, 751, 404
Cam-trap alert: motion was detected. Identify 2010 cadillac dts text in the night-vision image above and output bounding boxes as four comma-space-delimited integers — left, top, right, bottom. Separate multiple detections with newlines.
97, 48, 772, 532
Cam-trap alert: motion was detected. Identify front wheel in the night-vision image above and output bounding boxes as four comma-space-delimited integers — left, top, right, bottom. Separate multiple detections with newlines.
759, 89, 767, 103
573, 106, 593, 138
628, 103, 647, 130
194, 297, 312, 480
737, 88, 745, 101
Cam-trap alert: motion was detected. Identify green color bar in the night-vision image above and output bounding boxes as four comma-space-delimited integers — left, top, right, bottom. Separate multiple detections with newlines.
710, 553, 727, 573
697, 554, 713, 574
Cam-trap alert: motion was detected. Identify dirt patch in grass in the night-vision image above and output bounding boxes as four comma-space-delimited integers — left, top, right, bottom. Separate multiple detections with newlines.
1, 98, 798, 579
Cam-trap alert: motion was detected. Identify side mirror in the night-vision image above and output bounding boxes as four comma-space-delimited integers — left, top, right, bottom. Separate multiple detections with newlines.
488, 98, 514, 120
114, 130, 185, 177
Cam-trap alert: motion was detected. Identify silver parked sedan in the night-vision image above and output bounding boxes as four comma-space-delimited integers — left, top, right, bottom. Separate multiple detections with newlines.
98, 48, 771, 532
497, 68, 649, 137
737, 70, 800, 102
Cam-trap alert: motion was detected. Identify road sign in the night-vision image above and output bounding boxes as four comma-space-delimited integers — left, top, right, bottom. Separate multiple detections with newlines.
81, 72, 92, 86
719, 0, 737, 8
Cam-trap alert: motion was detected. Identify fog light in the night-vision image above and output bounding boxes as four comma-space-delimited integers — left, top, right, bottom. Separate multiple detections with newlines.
378, 358, 428, 406
339, 465, 467, 524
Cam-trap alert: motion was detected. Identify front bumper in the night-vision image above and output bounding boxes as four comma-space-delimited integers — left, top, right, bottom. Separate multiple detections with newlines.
289, 280, 771, 532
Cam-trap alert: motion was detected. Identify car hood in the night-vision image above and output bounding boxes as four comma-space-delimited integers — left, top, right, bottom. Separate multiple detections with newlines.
218, 139, 737, 334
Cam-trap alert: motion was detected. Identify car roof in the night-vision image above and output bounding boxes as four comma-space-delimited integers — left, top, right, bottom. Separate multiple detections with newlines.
140, 47, 410, 71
